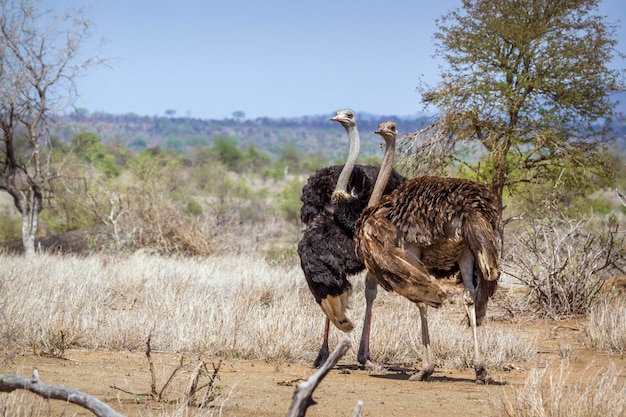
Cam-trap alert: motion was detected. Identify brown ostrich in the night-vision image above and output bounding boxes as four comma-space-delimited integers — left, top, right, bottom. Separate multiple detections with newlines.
354, 121, 501, 384
298, 109, 404, 367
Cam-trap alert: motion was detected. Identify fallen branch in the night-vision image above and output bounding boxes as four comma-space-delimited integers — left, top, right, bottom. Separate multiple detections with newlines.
286, 336, 351, 417
0, 370, 125, 417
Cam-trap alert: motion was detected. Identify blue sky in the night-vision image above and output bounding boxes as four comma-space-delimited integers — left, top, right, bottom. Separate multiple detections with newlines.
47, 0, 625, 120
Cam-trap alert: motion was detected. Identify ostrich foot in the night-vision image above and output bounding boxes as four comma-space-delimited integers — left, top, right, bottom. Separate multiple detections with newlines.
357, 351, 370, 367
362, 360, 385, 372
475, 367, 494, 385
408, 368, 434, 381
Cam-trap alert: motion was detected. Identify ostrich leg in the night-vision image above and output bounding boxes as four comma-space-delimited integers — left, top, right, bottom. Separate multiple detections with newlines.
314, 274, 378, 369
463, 290, 493, 384
357, 273, 378, 368
459, 249, 494, 384
409, 304, 435, 381
313, 318, 330, 368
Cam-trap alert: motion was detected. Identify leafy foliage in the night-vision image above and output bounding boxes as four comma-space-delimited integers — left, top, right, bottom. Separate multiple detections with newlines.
277, 178, 305, 226
0, 207, 20, 241
408, 0, 625, 220
212, 135, 243, 171
71, 132, 121, 177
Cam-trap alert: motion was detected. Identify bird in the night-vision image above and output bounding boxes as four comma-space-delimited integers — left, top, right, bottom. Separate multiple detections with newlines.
354, 121, 501, 384
298, 109, 404, 368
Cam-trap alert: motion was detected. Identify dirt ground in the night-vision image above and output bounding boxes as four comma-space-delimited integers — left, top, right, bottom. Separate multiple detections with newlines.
1, 320, 624, 417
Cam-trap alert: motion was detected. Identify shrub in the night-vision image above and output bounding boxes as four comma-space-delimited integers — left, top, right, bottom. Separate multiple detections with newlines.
0, 207, 21, 241
504, 215, 625, 318
277, 178, 305, 225
186, 197, 203, 216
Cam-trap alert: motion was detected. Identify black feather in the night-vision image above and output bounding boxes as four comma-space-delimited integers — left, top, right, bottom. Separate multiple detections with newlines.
298, 165, 404, 303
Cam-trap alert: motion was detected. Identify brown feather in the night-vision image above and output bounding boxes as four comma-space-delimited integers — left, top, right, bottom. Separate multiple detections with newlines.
355, 175, 500, 320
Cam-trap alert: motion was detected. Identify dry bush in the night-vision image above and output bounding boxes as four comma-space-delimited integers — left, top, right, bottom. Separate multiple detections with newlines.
493, 362, 625, 417
87, 189, 216, 256
504, 216, 625, 319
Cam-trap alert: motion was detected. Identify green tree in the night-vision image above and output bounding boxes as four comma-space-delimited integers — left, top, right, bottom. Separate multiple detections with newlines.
164, 137, 184, 152
277, 178, 305, 225
242, 144, 271, 173
129, 137, 147, 151
212, 135, 242, 171
0, 0, 104, 256
410, 0, 624, 226
71, 132, 120, 177
277, 142, 302, 173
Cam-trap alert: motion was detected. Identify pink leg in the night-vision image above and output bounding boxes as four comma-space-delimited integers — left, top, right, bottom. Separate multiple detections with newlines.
313, 318, 330, 368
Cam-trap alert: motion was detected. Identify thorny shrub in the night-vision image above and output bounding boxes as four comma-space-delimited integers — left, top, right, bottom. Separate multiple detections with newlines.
504, 215, 625, 319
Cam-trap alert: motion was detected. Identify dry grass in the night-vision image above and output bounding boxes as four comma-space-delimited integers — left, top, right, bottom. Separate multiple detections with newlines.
585, 296, 626, 354
2, 252, 625, 416
493, 361, 625, 417
0, 390, 233, 417
0, 252, 535, 369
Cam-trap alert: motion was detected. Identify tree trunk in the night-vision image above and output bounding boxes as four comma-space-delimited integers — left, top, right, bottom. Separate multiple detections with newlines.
21, 210, 37, 257
15, 187, 42, 258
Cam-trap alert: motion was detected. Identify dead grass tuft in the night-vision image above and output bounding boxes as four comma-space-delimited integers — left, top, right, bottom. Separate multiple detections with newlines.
493, 362, 625, 417
585, 296, 626, 354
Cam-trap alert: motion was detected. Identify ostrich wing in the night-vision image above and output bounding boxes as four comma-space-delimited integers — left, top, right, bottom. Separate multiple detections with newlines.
298, 214, 363, 302
356, 209, 447, 308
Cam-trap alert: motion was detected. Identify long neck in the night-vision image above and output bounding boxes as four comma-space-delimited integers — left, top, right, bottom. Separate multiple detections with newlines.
367, 136, 396, 207
333, 124, 360, 196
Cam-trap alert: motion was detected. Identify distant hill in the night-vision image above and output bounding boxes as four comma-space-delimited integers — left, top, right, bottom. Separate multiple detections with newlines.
51, 111, 432, 161
50, 109, 626, 162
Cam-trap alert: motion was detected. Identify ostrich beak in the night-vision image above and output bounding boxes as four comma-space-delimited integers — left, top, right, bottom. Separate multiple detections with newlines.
331, 116, 344, 122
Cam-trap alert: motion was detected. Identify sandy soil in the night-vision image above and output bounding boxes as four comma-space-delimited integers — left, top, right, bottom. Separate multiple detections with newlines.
2, 319, 624, 417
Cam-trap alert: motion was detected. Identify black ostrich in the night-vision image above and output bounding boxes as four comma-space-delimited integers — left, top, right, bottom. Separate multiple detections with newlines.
354, 121, 501, 384
298, 109, 404, 367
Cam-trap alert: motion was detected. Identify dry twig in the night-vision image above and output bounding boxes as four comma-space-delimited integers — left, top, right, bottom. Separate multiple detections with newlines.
286, 336, 351, 417
111, 335, 221, 407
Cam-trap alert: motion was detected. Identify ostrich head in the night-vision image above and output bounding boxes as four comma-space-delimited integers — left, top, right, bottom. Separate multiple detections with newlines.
375, 121, 397, 141
330, 109, 356, 130
367, 121, 398, 207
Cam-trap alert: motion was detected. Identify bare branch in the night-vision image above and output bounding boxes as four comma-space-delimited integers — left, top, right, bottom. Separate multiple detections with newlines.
617, 189, 626, 208
0, 370, 125, 417
286, 336, 351, 417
